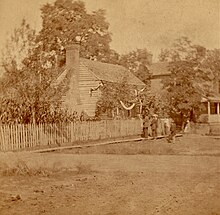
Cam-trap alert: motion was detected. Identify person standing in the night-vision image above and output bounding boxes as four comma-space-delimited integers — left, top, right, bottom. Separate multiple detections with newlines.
142, 114, 150, 138
167, 119, 177, 143
150, 115, 158, 139
184, 119, 190, 134
164, 118, 170, 136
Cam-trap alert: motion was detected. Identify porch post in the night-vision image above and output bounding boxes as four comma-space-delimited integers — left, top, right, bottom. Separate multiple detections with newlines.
116, 107, 119, 116
207, 101, 210, 115
217, 102, 220, 115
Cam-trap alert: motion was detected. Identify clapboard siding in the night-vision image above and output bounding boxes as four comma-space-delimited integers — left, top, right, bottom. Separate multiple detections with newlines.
60, 62, 102, 116
78, 62, 101, 116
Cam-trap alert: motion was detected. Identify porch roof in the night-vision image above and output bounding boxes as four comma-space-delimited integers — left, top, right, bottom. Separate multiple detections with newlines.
201, 95, 220, 103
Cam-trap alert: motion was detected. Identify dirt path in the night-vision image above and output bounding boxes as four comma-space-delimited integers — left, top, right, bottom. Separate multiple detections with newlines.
0, 134, 220, 215
0, 154, 220, 215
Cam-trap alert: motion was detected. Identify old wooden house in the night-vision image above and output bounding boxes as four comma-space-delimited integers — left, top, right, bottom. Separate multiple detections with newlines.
52, 44, 145, 117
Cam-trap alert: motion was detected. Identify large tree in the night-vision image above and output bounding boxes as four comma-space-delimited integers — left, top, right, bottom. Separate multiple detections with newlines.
119, 49, 152, 85
38, 0, 113, 64
204, 49, 220, 79
0, 18, 63, 124
0, 19, 38, 124
159, 37, 214, 124
1, 19, 36, 71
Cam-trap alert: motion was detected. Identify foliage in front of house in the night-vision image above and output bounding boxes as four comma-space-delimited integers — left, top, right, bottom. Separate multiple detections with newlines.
159, 37, 220, 125
95, 78, 166, 118
95, 48, 155, 118
95, 79, 137, 117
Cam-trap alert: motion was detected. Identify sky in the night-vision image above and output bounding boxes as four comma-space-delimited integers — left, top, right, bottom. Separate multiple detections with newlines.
0, 0, 219, 62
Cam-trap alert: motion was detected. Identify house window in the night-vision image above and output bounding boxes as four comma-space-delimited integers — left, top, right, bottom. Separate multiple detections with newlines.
210, 102, 218, 114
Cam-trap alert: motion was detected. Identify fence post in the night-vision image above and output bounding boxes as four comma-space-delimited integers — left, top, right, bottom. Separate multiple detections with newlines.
0, 125, 4, 151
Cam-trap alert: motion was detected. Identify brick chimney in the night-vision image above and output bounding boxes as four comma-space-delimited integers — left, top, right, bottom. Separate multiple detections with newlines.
65, 44, 81, 109
66, 44, 80, 69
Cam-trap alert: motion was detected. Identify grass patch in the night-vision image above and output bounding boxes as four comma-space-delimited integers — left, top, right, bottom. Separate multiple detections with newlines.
58, 141, 176, 155
0, 152, 64, 177
0, 160, 51, 176
0, 152, 97, 177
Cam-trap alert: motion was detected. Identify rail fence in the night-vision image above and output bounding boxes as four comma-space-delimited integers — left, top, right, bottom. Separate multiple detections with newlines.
0, 119, 142, 152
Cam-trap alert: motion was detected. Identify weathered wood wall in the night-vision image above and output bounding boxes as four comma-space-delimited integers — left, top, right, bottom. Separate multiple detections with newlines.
78, 62, 101, 116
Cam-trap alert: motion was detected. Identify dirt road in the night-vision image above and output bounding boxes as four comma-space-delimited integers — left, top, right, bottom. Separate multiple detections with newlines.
0, 134, 219, 215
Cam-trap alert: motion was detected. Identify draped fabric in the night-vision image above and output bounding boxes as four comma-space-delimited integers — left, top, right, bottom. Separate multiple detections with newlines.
119, 101, 136, 110
119, 87, 145, 110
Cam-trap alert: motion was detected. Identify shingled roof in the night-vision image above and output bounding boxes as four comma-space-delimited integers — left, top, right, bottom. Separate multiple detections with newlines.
81, 58, 145, 86
51, 58, 145, 88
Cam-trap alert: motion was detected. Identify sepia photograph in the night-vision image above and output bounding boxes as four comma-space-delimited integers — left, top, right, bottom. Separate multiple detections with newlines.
0, 0, 219, 214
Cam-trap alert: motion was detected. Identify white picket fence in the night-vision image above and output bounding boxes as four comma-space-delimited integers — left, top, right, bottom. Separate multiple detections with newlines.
0, 119, 142, 151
